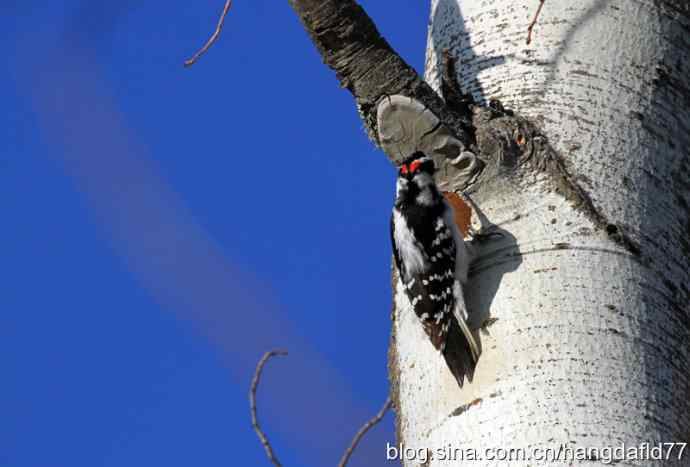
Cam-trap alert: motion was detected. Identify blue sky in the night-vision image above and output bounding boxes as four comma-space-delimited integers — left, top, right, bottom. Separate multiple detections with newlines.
1, 2, 432, 466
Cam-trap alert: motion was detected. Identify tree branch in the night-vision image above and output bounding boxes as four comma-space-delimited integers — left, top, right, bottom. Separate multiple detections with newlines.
526, 0, 546, 45
287, 0, 473, 155
338, 396, 393, 467
183, 0, 475, 159
184, 0, 233, 67
250, 349, 288, 467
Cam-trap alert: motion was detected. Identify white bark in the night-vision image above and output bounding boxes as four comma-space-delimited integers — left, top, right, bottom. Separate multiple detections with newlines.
390, 1, 690, 465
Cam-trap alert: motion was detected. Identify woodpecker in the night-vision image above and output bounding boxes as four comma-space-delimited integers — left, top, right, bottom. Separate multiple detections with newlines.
391, 152, 480, 387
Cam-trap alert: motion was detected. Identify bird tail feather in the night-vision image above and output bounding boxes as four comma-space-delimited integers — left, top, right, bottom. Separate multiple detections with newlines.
443, 318, 477, 388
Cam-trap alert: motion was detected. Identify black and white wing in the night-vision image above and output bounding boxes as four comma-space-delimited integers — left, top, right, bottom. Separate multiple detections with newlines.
391, 208, 479, 387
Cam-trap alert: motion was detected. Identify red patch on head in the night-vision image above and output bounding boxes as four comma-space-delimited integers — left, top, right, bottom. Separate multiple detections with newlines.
410, 160, 421, 173
401, 164, 408, 174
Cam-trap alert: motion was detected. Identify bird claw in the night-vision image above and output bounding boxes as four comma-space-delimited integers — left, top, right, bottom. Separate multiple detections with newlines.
467, 224, 504, 243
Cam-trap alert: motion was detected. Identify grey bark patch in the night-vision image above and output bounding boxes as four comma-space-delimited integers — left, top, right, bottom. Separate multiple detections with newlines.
376, 95, 481, 190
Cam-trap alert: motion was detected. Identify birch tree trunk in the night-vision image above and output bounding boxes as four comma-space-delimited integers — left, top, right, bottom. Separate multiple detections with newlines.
390, 0, 690, 465
287, 0, 689, 464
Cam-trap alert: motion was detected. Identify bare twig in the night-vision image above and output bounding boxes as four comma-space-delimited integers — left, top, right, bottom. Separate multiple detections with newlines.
250, 349, 391, 467
338, 396, 393, 467
526, 0, 546, 45
250, 349, 288, 467
184, 0, 233, 67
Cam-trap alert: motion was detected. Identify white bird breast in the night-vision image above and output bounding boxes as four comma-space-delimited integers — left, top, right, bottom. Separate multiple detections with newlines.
392, 208, 428, 277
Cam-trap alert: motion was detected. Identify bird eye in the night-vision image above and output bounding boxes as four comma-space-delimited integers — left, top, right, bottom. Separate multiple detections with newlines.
401, 164, 408, 174
410, 160, 421, 173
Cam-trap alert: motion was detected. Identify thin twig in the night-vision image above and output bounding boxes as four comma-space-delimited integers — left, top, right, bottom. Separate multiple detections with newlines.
250, 350, 391, 467
184, 0, 233, 67
250, 349, 288, 467
526, 0, 546, 45
338, 396, 393, 467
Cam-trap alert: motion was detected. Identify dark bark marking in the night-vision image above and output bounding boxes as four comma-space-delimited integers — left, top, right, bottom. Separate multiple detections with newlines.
449, 398, 483, 417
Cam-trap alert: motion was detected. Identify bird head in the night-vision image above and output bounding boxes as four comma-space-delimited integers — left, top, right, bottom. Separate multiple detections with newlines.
398, 152, 436, 180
